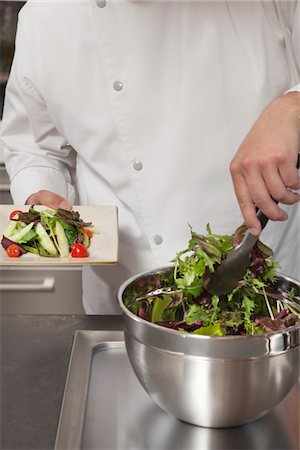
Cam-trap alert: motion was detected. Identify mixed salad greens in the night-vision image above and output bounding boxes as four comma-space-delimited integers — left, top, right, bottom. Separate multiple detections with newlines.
124, 225, 300, 336
1, 207, 94, 258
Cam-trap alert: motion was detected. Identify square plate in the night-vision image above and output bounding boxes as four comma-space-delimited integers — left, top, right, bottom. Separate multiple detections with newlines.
0, 205, 118, 265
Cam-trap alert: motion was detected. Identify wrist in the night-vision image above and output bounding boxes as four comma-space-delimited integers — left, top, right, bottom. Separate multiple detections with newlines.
283, 91, 300, 124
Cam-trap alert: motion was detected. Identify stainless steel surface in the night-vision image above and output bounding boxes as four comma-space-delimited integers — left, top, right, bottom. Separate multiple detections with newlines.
0, 276, 55, 291
0, 182, 10, 191
118, 266, 300, 428
0, 266, 85, 314
281, 296, 300, 313
55, 331, 124, 450
55, 330, 299, 450
135, 286, 175, 302
0, 164, 12, 204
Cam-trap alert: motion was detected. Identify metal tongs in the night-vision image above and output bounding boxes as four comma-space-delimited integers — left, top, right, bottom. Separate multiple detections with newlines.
206, 209, 270, 295
206, 153, 300, 297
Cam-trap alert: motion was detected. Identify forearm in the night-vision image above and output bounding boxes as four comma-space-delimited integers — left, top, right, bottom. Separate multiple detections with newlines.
279, 91, 300, 134
1, 15, 76, 205
8, 167, 75, 205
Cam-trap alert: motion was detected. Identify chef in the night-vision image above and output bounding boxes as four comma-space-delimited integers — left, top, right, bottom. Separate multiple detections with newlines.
1, 0, 300, 313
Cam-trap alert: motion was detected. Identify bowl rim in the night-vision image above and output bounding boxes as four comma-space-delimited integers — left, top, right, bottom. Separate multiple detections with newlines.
117, 265, 300, 356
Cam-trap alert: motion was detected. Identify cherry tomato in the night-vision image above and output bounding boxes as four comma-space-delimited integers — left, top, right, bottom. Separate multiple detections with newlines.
9, 210, 23, 220
71, 243, 89, 258
6, 244, 21, 257
81, 227, 93, 239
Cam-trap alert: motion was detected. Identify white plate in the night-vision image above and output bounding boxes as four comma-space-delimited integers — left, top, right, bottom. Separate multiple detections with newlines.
0, 205, 118, 266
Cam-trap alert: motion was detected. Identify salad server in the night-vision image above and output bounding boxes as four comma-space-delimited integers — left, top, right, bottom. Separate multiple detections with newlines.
207, 153, 300, 296
206, 209, 269, 296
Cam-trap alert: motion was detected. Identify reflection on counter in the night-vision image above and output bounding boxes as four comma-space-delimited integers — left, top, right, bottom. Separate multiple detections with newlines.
126, 399, 298, 450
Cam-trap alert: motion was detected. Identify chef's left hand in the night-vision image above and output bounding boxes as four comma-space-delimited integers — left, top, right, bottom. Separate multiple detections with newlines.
230, 92, 300, 236
26, 190, 72, 210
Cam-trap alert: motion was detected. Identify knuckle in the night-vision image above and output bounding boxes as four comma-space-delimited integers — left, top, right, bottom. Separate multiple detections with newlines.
241, 157, 254, 171
274, 152, 285, 166
257, 152, 285, 170
229, 159, 239, 176
230, 156, 255, 175
257, 156, 270, 170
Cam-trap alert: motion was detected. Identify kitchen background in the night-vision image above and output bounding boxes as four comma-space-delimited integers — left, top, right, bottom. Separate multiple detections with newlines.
0, 1, 85, 314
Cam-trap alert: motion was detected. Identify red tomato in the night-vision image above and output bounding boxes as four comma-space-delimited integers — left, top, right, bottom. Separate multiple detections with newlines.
71, 243, 89, 258
6, 244, 21, 257
9, 210, 23, 220
81, 227, 93, 239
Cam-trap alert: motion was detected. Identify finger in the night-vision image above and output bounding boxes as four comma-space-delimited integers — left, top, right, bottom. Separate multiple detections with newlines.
58, 199, 73, 210
231, 173, 262, 235
243, 169, 288, 221
278, 160, 300, 191
262, 164, 300, 204
26, 190, 72, 210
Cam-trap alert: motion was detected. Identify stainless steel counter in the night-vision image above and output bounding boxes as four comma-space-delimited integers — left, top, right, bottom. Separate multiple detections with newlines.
56, 330, 300, 450
1, 314, 299, 450
0, 314, 123, 450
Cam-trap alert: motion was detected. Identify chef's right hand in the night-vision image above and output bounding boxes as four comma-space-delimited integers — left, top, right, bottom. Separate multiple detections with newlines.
26, 190, 72, 210
230, 92, 300, 236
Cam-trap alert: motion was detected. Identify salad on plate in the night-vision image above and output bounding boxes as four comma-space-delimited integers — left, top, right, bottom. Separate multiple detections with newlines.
1, 206, 94, 258
124, 225, 300, 336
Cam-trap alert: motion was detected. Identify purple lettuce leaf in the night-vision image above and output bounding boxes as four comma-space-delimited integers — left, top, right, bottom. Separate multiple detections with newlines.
1, 236, 27, 255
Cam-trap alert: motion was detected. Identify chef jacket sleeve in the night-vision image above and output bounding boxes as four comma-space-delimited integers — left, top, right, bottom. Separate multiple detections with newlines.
0, 15, 76, 205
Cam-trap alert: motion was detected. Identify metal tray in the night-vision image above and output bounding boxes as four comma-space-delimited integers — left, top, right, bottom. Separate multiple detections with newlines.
55, 330, 300, 450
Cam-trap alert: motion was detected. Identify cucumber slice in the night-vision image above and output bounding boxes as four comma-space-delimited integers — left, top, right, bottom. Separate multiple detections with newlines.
3, 220, 18, 238
22, 245, 39, 255
7, 222, 35, 243
55, 221, 70, 257
82, 232, 90, 248
36, 222, 58, 256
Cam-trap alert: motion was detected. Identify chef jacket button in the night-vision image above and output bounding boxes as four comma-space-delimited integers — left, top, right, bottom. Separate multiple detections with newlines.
133, 160, 143, 171
153, 234, 163, 245
96, 0, 107, 7
113, 80, 123, 91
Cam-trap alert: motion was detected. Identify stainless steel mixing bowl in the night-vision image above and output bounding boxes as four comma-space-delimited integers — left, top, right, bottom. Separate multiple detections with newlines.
117, 266, 300, 428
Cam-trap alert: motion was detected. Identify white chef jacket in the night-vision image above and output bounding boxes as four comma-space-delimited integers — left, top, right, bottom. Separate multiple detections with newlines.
1, 0, 300, 314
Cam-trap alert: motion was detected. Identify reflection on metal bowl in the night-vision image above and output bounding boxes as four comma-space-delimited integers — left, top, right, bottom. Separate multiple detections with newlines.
117, 266, 300, 428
